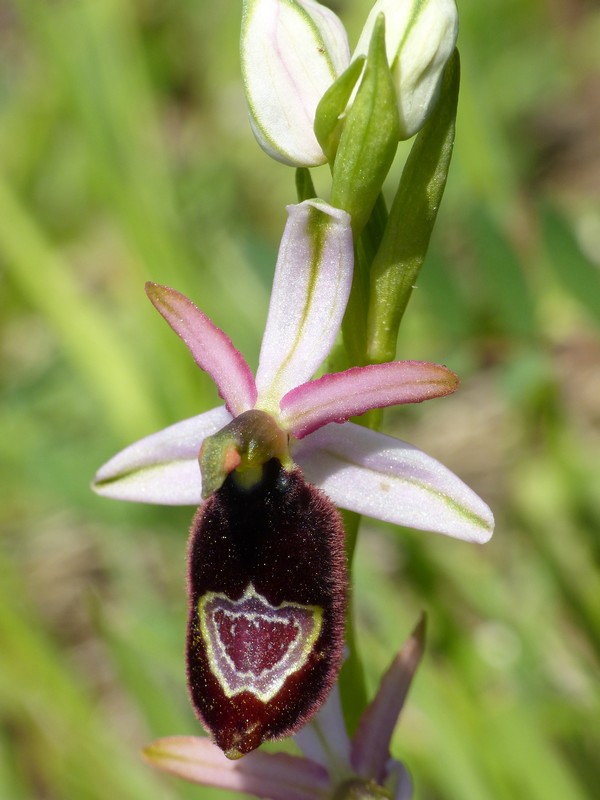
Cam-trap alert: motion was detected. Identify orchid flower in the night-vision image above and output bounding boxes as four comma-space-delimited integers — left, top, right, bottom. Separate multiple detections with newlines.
142, 616, 426, 800
93, 199, 492, 544
93, 198, 492, 757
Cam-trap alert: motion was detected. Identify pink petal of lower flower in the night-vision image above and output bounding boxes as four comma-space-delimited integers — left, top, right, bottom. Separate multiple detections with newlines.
280, 361, 459, 437
294, 685, 352, 770
146, 282, 257, 416
143, 736, 330, 800
351, 617, 425, 784
293, 422, 494, 542
255, 201, 353, 410
387, 761, 414, 800
92, 407, 232, 504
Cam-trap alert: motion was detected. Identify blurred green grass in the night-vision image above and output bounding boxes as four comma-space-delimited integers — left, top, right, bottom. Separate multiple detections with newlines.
1, 0, 599, 798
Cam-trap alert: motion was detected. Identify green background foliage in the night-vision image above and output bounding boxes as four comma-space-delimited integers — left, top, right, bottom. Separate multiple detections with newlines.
1, 1, 599, 797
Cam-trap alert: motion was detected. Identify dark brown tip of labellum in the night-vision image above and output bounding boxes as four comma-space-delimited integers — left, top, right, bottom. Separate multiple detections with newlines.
186, 458, 347, 758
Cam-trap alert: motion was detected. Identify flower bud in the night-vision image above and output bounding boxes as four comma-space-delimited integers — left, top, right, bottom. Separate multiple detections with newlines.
241, 0, 350, 166
353, 0, 458, 139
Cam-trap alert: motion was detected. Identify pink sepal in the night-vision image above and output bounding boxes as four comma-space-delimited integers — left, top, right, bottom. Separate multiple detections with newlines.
294, 685, 351, 769
280, 361, 459, 437
350, 616, 426, 784
146, 282, 257, 416
143, 736, 330, 800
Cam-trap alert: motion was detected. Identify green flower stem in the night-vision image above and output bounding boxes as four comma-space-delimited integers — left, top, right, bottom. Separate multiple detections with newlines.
341, 242, 370, 366
366, 49, 460, 364
296, 167, 317, 202
339, 510, 369, 735
332, 31, 401, 725
340, 193, 389, 368
360, 191, 389, 268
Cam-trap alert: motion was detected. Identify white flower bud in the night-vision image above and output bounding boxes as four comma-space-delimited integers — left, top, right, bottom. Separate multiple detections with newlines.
241, 0, 350, 167
353, 0, 458, 139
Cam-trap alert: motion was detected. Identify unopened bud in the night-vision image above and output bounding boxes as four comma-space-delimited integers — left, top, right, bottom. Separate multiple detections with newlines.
241, 0, 350, 166
353, 0, 458, 139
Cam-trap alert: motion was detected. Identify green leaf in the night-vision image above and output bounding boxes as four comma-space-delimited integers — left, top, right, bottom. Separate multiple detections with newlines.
295, 167, 317, 202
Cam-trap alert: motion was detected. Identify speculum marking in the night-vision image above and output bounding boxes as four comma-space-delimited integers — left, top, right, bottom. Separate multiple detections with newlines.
199, 584, 323, 702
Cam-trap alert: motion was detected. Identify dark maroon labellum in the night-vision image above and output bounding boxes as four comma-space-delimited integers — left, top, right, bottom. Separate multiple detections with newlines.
186, 458, 347, 759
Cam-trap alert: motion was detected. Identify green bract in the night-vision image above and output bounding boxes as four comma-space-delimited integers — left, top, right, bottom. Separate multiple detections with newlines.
314, 56, 366, 164
331, 15, 400, 240
367, 50, 460, 363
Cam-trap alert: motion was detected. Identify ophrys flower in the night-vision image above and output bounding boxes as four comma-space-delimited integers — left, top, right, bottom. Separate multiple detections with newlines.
93, 199, 493, 756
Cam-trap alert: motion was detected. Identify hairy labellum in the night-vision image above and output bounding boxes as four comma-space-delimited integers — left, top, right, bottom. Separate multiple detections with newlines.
187, 458, 347, 759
